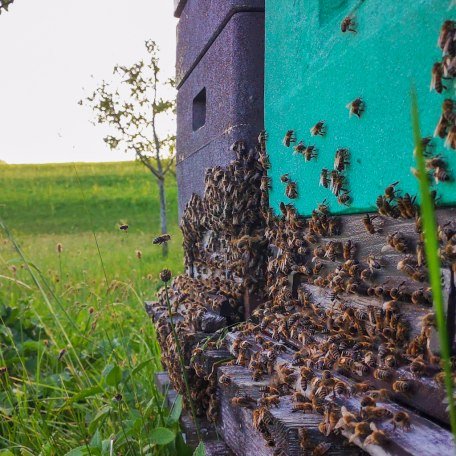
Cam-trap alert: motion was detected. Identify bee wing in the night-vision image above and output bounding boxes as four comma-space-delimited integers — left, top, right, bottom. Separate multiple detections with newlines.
430, 71, 437, 91
369, 422, 378, 431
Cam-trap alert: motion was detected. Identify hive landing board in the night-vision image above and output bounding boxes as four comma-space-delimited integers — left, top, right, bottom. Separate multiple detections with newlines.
265, 0, 456, 216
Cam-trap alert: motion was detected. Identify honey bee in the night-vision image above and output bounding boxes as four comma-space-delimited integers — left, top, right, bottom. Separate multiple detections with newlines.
392, 411, 411, 430
219, 374, 232, 386
259, 395, 280, 408
258, 130, 268, 151
362, 214, 377, 234
376, 195, 397, 218
298, 428, 309, 449
292, 391, 307, 403
330, 170, 345, 196
360, 395, 376, 408
335, 406, 357, 430
434, 114, 449, 139
153, 233, 172, 245
348, 421, 371, 443
384, 181, 399, 201
364, 423, 388, 446
373, 368, 392, 381
396, 193, 417, 219
337, 191, 351, 206
386, 231, 408, 253
366, 254, 382, 272
334, 148, 350, 171
310, 120, 326, 136
333, 380, 350, 397
312, 442, 331, 456
231, 395, 257, 408
445, 125, 456, 150
430, 62, 446, 93
280, 173, 290, 183
392, 380, 414, 394
119, 224, 129, 231
368, 388, 389, 401
283, 130, 296, 147
293, 141, 306, 155
361, 406, 393, 420
304, 145, 318, 162
438, 20, 456, 53
260, 175, 272, 192
320, 168, 329, 188
434, 166, 450, 183
341, 16, 356, 33
342, 240, 356, 260
57, 348, 67, 361
350, 383, 372, 394
346, 97, 364, 118
286, 181, 298, 199
292, 402, 314, 413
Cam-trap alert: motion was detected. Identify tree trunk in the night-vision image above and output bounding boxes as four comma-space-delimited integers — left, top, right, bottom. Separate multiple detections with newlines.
157, 177, 168, 257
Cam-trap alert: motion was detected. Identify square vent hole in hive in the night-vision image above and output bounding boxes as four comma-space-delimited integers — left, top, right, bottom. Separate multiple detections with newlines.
192, 87, 206, 131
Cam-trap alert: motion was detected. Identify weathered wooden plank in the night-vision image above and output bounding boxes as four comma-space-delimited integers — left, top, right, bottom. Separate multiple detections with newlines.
222, 332, 455, 456
217, 364, 361, 455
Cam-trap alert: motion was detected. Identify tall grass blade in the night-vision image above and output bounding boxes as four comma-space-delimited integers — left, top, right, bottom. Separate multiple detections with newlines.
410, 85, 456, 439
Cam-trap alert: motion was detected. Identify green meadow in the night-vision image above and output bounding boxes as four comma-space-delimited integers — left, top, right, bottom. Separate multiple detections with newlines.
0, 161, 186, 455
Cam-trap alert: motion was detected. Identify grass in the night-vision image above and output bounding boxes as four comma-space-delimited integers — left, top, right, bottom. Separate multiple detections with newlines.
0, 160, 186, 455
411, 86, 456, 441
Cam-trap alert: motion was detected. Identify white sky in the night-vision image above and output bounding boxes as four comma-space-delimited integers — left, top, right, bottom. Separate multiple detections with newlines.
0, 0, 177, 164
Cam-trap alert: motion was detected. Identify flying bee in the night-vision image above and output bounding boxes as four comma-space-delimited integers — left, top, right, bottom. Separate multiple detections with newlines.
392, 411, 411, 431
364, 423, 388, 446
346, 97, 364, 118
119, 224, 129, 231
384, 181, 399, 201
286, 181, 298, 199
310, 120, 326, 136
430, 62, 446, 94
341, 15, 356, 33
337, 191, 351, 206
304, 145, 318, 161
362, 214, 377, 234
334, 148, 350, 171
392, 380, 414, 394
283, 130, 296, 147
153, 233, 171, 245
293, 141, 306, 155
219, 374, 232, 386
57, 348, 67, 361
320, 168, 329, 188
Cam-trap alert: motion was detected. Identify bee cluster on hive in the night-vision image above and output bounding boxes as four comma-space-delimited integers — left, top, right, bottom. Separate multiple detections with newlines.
147, 20, 456, 456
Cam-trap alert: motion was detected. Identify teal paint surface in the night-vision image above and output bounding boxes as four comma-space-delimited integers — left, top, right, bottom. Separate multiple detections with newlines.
265, 0, 456, 216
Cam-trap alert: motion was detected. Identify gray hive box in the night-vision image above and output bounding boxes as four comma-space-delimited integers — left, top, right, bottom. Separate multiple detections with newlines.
174, 0, 265, 216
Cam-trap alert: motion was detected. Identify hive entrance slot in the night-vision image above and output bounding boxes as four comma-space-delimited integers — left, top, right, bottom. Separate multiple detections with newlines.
192, 87, 206, 131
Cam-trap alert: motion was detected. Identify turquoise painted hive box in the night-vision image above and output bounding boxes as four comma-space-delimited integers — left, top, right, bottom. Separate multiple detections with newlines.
265, 0, 456, 216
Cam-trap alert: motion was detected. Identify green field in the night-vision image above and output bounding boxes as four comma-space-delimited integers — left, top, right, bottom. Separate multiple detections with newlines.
0, 161, 186, 455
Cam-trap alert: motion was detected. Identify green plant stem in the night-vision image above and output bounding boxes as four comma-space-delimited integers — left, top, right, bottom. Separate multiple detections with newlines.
163, 281, 201, 440
411, 85, 456, 440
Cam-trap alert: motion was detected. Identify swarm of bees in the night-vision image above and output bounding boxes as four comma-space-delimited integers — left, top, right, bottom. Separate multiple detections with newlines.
149, 120, 455, 454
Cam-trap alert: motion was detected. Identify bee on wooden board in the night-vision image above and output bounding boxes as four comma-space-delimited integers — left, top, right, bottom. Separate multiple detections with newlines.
392, 411, 411, 430
283, 129, 296, 147
341, 15, 356, 33
310, 120, 326, 136
312, 442, 331, 456
231, 395, 257, 408
346, 97, 364, 118
364, 423, 388, 446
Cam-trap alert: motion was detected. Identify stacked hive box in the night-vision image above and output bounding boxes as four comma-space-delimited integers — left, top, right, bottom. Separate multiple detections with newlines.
174, 0, 265, 216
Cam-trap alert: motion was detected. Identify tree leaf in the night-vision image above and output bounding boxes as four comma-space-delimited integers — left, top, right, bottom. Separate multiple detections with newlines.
102, 364, 122, 387
193, 441, 206, 456
148, 427, 176, 446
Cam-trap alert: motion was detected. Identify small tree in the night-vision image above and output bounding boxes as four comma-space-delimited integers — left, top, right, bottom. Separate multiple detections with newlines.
82, 40, 175, 256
